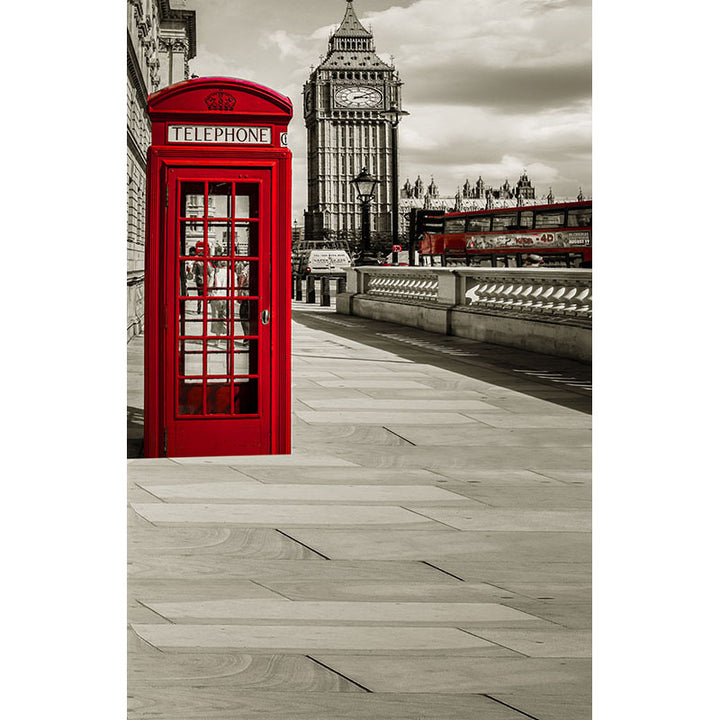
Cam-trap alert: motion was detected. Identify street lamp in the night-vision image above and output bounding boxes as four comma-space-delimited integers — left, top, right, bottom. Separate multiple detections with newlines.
381, 103, 409, 264
351, 167, 379, 265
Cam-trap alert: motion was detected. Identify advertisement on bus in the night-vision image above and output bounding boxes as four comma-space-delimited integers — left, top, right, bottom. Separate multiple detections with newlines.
465, 231, 590, 251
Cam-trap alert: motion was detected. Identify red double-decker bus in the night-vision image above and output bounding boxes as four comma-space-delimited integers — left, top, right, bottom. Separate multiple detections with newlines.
418, 200, 592, 268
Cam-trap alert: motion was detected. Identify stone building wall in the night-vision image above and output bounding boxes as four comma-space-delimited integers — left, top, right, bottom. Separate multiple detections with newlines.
126, 1, 195, 340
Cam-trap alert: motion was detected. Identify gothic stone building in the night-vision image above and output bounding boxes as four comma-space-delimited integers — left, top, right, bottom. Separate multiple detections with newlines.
127, 0, 196, 340
303, 0, 403, 243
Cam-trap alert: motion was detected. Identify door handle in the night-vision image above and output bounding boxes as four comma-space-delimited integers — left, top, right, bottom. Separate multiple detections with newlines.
261, 309, 270, 325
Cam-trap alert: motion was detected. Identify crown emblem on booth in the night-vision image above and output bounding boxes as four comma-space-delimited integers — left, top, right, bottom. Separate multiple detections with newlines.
204, 90, 237, 111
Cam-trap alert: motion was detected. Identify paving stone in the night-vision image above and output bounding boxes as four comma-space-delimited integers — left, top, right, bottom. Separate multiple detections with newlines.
129, 464, 262, 483
310, 655, 591, 694
232, 466, 447, 485
131, 503, 442, 527
129, 558, 452, 583
445, 484, 591, 509
430, 469, 566, 485
281, 529, 590, 562
490, 692, 591, 720
300, 398, 503, 411
406, 507, 591, 532
129, 652, 364, 692
296, 411, 478, 425
256, 581, 523, 603
128, 527, 322, 560
333, 445, 592, 471
128, 689, 526, 719
129, 579, 289, 602
422, 561, 591, 585
461, 629, 591, 658
132, 624, 502, 654
316, 379, 433, 389
383, 425, 592, 447
137, 482, 467, 504
465, 413, 592, 429
170, 454, 360, 467
143, 599, 538, 625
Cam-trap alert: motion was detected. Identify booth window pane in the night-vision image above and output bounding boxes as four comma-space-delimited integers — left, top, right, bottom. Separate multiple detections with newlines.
233, 260, 259, 296
206, 383, 232, 414
182, 268, 208, 318
209, 294, 231, 338
234, 184, 259, 218
233, 349, 251, 377
234, 339, 258, 376
233, 298, 258, 337
233, 378, 259, 414
180, 220, 204, 256
181, 182, 205, 217
208, 182, 232, 218
234, 222, 258, 257
179, 318, 203, 336
178, 382, 204, 416
180, 348, 204, 377
207, 347, 231, 376
207, 222, 232, 257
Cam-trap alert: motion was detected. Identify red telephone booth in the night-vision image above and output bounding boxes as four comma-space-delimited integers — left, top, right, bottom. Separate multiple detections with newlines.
144, 78, 292, 458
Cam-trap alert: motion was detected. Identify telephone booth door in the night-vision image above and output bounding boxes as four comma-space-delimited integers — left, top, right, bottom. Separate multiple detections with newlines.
166, 169, 272, 457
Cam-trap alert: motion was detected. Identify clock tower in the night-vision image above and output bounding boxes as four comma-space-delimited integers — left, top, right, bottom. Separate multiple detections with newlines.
303, 0, 402, 244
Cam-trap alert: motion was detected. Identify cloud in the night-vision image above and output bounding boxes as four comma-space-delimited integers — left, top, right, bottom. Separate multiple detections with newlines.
189, 45, 258, 82
367, 0, 591, 112
260, 30, 305, 60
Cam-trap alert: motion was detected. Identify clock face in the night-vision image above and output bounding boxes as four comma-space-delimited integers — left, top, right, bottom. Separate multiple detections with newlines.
334, 86, 383, 109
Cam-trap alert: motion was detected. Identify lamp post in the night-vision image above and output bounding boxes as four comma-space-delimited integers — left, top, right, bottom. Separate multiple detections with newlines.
381, 103, 409, 264
350, 167, 379, 265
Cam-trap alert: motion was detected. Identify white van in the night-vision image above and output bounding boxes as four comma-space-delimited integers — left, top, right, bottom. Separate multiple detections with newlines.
302, 249, 352, 275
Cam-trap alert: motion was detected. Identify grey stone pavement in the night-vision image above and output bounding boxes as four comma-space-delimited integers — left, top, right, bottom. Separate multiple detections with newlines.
128, 301, 591, 720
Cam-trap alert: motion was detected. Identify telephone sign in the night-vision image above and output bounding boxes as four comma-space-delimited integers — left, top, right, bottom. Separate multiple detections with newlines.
144, 78, 293, 458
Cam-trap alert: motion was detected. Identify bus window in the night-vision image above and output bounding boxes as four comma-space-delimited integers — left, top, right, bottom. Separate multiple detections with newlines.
467, 215, 491, 232
519, 211, 533, 228
535, 210, 566, 228
491, 213, 518, 231
567, 208, 592, 227
444, 218, 467, 233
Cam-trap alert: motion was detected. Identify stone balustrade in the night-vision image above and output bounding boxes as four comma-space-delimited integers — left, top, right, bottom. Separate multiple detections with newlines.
458, 268, 592, 322
337, 266, 591, 363
365, 270, 439, 303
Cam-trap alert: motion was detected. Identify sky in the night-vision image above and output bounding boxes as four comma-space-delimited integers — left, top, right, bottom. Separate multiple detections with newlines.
183, 0, 592, 224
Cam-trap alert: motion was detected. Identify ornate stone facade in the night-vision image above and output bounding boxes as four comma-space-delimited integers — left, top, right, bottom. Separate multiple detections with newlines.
127, 1, 196, 340
303, 0, 403, 243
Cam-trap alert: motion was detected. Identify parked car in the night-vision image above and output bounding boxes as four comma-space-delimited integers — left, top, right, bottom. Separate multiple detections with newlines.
296, 249, 352, 276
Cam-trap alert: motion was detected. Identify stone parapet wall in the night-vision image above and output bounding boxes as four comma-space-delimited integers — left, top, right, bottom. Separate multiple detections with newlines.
337, 266, 591, 363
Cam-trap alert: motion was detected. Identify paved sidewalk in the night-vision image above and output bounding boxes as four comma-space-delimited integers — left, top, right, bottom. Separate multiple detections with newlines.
128, 302, 591, 719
